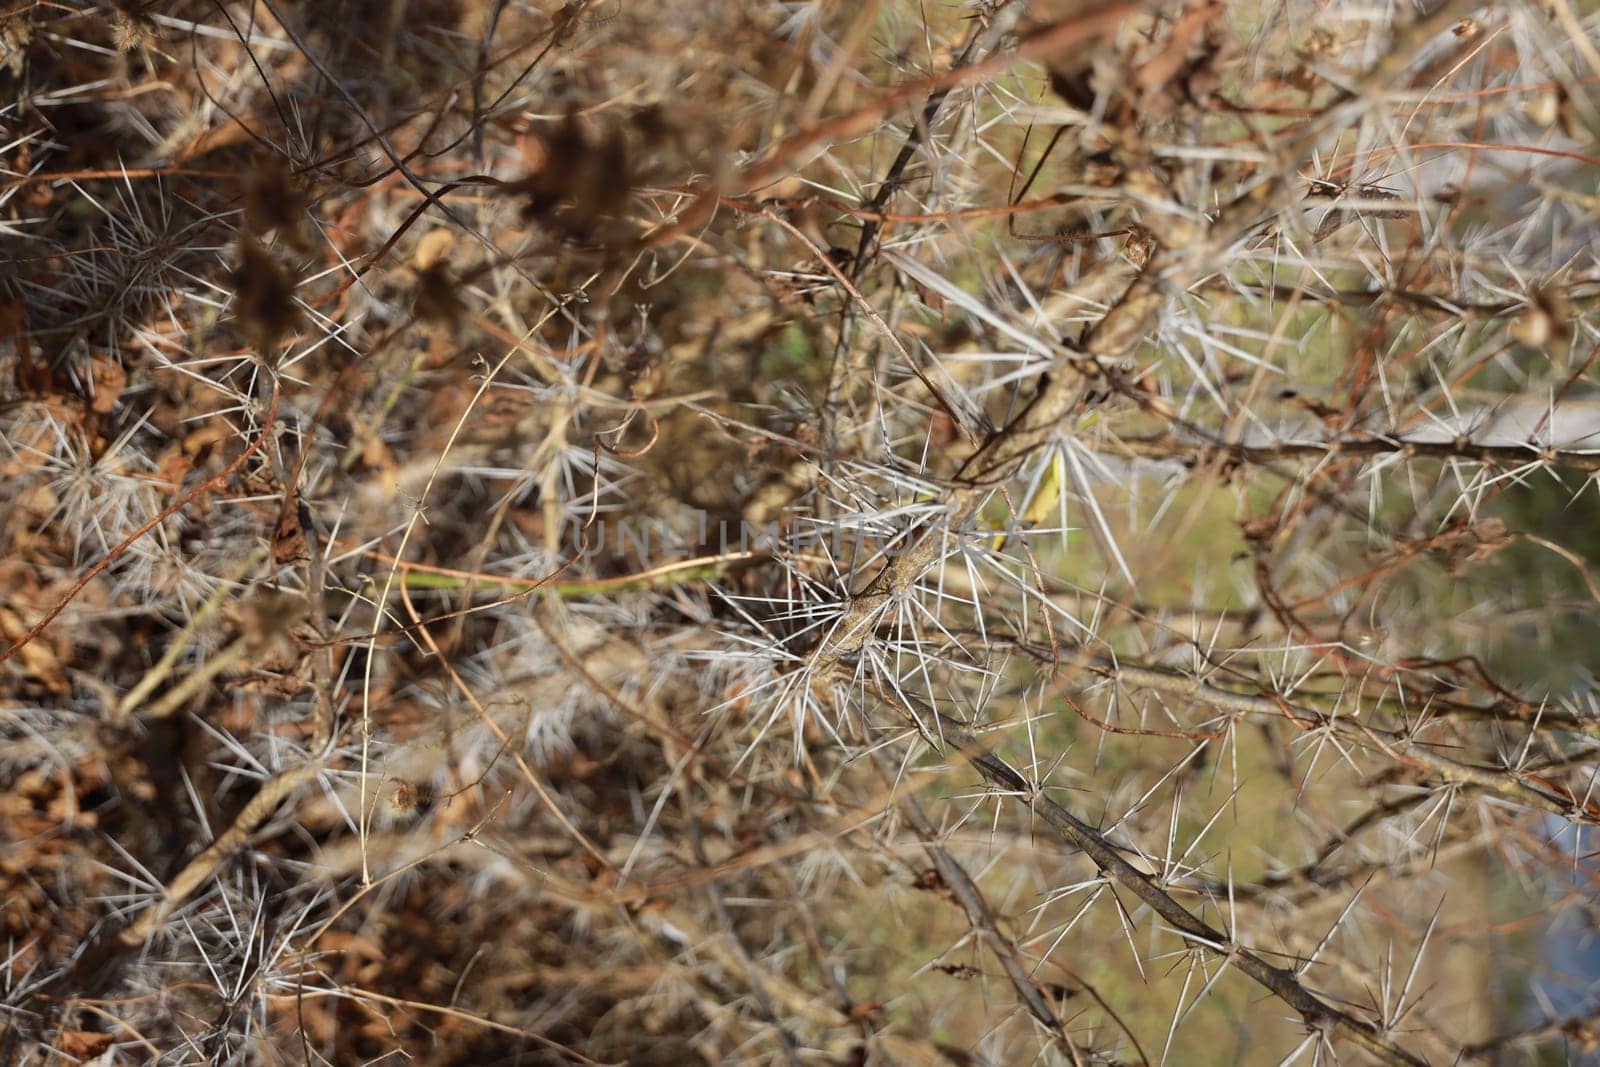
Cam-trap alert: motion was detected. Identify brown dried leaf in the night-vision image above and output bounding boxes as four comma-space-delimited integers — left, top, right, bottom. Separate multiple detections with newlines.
88, 358, 126, 414
57, 1030, 113, 1058
272, 479, 309, 567
0, 604, 69, 695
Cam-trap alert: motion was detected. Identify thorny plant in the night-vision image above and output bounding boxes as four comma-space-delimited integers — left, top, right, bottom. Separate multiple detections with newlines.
4, 0, 1600, 1063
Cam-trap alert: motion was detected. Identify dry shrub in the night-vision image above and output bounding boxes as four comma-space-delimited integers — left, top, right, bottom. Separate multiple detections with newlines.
4, 0, 1600, 1063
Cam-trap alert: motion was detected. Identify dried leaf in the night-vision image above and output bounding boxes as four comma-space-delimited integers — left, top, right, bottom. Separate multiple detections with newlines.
88, 358, 126, 415
0, 604, 69, 695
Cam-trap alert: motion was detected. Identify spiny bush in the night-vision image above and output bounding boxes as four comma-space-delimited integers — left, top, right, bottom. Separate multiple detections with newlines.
5, 0, 1600, 1063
